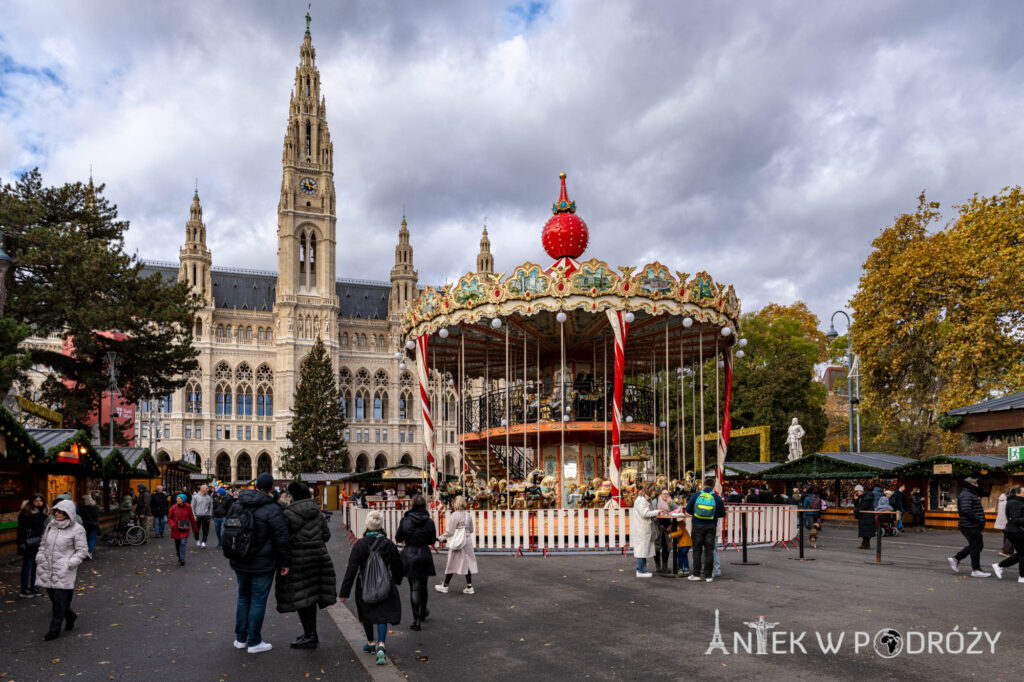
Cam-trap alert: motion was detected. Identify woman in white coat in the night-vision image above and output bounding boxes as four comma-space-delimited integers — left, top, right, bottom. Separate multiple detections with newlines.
36, 499, 88, 640
435, 496, 478, 594
631, 483, 659, 578
995, 492, 1013, 556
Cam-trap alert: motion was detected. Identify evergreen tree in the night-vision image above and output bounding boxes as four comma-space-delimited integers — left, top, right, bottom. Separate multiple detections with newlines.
0, 169, 200, 430
281, 336, 350, 476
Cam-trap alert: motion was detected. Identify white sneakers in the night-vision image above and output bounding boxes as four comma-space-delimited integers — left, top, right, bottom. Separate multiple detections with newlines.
706, 578, 714, 583
233, 640, 247, 649
636, 571, 653, 578
434, 584, 449, 593
992, 563, 1004, 579
970, 570, 991, 578
1018, 577, 1024, 584
198, 542, 206, 548
463, 587, 475, 594
248, 641, 272, 654
946, 557, 959, 573
687, 575, 702, 582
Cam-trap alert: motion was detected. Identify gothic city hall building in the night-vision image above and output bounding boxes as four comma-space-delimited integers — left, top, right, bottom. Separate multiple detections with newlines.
134, 24, 490, 482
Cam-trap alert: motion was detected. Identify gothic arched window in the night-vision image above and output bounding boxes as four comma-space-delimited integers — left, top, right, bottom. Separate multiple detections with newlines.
299, 234, 306, 275
309, 234, 316, 278
305, 120, 311, 157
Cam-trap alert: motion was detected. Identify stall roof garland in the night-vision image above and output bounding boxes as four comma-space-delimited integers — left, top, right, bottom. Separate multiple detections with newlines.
0, 407, 46, 462
401, 259, 741, 340
893, 453, 1018, 478
760, 452, 914, 480
96, 446, 159, 478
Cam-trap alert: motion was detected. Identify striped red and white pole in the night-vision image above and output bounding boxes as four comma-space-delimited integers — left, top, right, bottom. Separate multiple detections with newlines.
415, 334, 439, 507
605, 310, 630, 505
716, 350, 733, 495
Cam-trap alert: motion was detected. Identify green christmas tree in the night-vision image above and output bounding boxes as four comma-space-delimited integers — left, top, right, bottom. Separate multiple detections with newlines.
281, 337, 349, 477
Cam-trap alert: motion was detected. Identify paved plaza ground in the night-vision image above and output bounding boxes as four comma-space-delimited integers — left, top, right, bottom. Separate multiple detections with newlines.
1, 520, 1019, 681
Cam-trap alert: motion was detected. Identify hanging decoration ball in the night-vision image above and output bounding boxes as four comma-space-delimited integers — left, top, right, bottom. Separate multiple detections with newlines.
394, 352, 403, 361
624, 311, 635, 324
736, 350, 745, 359
563, 414, 570, 422
399, 362, 407, 371
438, 327, 450, 339
721, 326, 733, 337
717, 360, 725, 368
625, 415, 634, 423
738, 337, 748, 347
556, 311, 567, 324
660, 421, 667, 428
405, 340, 416, 350
491, 318, 502, 329
683, 317, 694, 328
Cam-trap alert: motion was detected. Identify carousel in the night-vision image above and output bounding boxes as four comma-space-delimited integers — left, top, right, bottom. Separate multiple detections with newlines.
400, 173, 744, 509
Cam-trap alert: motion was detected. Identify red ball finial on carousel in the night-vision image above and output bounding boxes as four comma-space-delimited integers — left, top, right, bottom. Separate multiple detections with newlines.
542, 172, 589, 261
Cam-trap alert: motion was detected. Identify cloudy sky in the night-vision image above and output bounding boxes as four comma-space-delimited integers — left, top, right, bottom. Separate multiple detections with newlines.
2, 0, 1023, 327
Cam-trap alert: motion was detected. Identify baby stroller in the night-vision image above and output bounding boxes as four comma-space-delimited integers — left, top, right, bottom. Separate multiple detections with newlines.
878, 512, 900, 537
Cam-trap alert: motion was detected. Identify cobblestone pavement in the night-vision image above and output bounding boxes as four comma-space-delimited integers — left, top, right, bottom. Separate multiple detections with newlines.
2, 521, 1019, 681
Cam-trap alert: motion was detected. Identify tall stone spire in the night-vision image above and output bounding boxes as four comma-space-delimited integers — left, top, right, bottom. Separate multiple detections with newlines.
476, 223, 493, 275
390, 211, 418, 315
179, 188, 212, 302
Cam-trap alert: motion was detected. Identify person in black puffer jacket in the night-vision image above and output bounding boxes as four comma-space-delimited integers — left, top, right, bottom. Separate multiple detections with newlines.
229, 473, 292, 653
992, 486, 1024, 581
853, 485, 876, 549
17, 493, 48, 598
275, 482, 336, 648
213, 487, 234, 549
948, 477, 989, 576
150, 486, 170, 538
395, 494, 437, 631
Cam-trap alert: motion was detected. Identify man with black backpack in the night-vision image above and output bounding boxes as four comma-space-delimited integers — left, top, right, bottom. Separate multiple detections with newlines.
685, 478, 726, 583
223, 472, 291, 654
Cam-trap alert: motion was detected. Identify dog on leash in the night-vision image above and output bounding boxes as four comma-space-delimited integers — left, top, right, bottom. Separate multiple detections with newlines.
808, 523, 820, 549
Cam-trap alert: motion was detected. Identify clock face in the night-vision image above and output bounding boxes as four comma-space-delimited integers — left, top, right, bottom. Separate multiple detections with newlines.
300, 177, 318, 194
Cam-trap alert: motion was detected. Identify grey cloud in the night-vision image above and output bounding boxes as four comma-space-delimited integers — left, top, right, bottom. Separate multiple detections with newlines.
2, 0, 1024, 326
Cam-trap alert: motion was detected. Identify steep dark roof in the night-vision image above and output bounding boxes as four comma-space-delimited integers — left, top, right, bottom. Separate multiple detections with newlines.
947, 392, 1024, 416
142, 260, 390, 320
336, 281, 391, 320
723, 461, 778, 476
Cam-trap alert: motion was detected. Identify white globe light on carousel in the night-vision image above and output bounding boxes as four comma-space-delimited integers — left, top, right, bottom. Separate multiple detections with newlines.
717, 359, 725, 368
399, 362, 407, 371
736, 349, 745, 358
556, 311, 567, 323
624, 311, 635, 324
405, 340, 416, 350
625, 415, 634, 423
501, 418, 508, 427
683, 317, 694, 328
563, 414, 570, 422
438, 327, 449, 339
394, 352, 403, 361
491, 318, 502, 329
721, 326, 733, 337
659, 420, 667, 428
738, 337, 748, 347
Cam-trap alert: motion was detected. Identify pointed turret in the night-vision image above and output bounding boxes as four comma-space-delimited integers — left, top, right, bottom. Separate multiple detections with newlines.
390, 211, 419, 315
179, 187, 212, 302
477, 224, 493, 274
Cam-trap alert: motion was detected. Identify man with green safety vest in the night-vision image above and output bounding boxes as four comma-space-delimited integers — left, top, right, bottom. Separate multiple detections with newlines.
685, 478, 726, 583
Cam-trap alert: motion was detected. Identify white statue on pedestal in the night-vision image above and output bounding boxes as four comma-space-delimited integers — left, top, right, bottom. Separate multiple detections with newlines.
786, 417, 805, 461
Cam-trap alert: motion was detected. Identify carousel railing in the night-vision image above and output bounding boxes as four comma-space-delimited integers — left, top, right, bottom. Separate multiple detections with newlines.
461, 381, 655, 432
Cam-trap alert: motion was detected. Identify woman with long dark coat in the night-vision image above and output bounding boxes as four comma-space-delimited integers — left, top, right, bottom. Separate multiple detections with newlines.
395, 494, 437, 631
853, 484, 877, 549
275, 482, 337, 649
340, 511, 404, 666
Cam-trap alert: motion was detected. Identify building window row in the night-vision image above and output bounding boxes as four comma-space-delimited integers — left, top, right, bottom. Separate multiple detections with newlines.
215, 325, 274, 343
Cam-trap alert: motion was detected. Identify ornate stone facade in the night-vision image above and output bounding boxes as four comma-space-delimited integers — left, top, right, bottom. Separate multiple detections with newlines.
133, 24, 475, 482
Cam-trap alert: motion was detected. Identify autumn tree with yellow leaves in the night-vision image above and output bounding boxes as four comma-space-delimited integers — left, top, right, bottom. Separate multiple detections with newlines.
851, 188, 1024, 456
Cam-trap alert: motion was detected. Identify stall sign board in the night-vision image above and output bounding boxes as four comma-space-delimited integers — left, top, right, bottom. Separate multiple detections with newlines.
933, 463, 954, 475
1009, 446, 1024, 463
57, 442, 81, 464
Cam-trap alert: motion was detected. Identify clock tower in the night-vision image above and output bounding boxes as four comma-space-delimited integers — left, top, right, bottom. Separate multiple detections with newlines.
275, 14, 340, 414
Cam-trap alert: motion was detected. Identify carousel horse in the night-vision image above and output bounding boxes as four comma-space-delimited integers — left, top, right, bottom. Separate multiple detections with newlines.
472, 477, 500, 509
595, 478, 614, 508
508, 481, 528, 510
580, 478, 600, 508
539, 476, 559, 508
620, 468, 640, 508
566, 482, 581, 508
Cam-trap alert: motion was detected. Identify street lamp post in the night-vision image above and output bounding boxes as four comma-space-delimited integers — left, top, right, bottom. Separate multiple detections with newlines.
825, 311, 856, 454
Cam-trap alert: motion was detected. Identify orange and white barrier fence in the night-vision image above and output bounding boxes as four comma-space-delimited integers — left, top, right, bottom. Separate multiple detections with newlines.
344, 503, 797, 554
